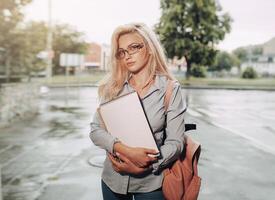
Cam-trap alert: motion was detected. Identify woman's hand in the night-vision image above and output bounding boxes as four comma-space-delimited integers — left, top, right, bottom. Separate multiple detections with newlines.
108, 153, 152, 175
125, 147, 158, 167
113, 142, 158, 168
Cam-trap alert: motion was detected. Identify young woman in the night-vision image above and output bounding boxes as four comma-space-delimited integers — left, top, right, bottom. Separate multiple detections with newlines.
89, 23, 186, 200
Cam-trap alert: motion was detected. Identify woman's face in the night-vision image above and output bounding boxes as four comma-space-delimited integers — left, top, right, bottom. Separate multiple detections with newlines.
117, 32, 150, 74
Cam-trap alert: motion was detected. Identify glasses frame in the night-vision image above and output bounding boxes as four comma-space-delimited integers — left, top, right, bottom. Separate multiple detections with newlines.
115, 43, 144, 60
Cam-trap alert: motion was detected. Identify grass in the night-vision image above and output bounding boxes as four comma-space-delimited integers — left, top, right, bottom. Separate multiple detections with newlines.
31, 71, 275, 89
34, 71, 107, 85
176, 76, 275, 88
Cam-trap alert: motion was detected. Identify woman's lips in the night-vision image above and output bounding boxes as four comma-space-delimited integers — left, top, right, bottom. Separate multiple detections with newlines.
126, 62, 135, 66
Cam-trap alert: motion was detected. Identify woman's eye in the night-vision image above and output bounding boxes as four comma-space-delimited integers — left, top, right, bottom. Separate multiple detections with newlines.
128, 46, 135, 50
116, 50, 125, 58
129, 45, 139, 50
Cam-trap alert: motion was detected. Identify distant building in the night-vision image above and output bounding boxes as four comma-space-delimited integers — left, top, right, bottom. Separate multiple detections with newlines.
241, 55, 275, 76
241, 38, 275, 76
101, 44, 111, 71
84, 42, 110, 71
263, 37, 275, 55
84, 42, 101, 69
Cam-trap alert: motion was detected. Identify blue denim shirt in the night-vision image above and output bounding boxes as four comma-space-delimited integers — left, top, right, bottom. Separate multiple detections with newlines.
89, 74, 186, 194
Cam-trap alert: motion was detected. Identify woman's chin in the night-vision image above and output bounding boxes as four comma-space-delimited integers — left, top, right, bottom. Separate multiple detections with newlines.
127, 66, 139, 73
127, 65, 147, 74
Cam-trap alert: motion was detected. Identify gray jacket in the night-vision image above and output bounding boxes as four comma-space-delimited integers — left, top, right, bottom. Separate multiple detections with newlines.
89, 74, 186, 194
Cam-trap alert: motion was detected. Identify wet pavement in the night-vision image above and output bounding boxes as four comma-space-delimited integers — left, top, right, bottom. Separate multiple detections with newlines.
0, 86, 275, 200
0, 87, 104, 200
185, 89, 275, 155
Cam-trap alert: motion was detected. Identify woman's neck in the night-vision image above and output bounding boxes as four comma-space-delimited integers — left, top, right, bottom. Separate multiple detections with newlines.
131, 69, 150, 87
129, 70, 155, 98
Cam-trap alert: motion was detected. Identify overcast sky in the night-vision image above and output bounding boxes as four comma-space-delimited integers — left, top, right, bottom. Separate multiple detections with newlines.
23, 0, 275, 52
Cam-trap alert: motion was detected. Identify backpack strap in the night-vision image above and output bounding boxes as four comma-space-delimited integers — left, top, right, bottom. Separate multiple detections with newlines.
164, 80, 196, 132
164, 79, 200, 176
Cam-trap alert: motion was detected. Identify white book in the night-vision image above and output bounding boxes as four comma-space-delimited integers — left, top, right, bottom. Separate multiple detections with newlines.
98, 91, 159, 153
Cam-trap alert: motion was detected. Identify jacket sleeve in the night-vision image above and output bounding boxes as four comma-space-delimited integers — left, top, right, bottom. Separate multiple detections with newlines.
89, 107, 120, 153
152, 82, 186, 174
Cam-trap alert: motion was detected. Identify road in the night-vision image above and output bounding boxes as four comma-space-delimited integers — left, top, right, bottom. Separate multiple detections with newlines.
185, 88, 275, 155
0, 86, 274, 200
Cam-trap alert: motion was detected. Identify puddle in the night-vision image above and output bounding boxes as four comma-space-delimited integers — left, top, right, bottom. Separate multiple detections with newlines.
11, 178, 21, 185
49, 105, 81, 114
47, 105, 89, 119
2, 175, 12, 185
41, 119, 81, 138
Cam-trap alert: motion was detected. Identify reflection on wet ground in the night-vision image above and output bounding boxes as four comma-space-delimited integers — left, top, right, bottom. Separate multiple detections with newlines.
49, 105, 81, 113
42, 119, 81, 138
0, 87, 99, 200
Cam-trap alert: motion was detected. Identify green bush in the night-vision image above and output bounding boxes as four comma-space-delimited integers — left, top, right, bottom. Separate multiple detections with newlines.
190, 64, 207, 78
242, 67, 258, 79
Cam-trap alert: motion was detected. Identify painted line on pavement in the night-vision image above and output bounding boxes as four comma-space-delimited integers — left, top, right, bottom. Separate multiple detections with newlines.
211, 121, 275, 156
188, 108, 275, 156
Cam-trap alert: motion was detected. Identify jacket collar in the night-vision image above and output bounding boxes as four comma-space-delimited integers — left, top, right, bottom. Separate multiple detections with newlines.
123, 73, 167, 99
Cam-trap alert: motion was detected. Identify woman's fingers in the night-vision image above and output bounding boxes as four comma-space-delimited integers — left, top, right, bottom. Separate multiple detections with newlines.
119, 154, 150, 173
139, 149, 158, 164
116, 153, 129, 163
108, 154, 123, 172
108, 152, 154, 175
143, 148, 158, 155
108, 154, 120, 167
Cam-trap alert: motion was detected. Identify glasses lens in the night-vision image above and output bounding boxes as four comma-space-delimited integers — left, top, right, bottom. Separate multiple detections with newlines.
115, 43, 144, 60
116, 50, 125, 59
128, 44, 143, 54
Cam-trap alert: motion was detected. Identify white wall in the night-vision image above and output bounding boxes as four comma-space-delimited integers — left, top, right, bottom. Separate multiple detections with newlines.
241, 62, 275, 75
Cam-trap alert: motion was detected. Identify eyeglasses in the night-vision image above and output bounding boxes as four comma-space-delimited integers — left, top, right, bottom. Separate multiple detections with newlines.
115, 43, 144, 60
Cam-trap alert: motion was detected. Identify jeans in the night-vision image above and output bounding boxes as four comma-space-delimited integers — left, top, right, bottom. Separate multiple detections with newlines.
101, 180, 165, 200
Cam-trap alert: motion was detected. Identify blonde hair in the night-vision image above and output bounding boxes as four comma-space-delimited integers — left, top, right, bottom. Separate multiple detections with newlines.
98, 22, 174, 101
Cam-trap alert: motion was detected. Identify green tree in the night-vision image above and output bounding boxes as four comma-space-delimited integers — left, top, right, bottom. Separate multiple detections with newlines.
156, 0, 231, 78
251, 46, 263, 56
190, 64, 206, 77
1, 20, 88, 80
22, 22, 88, 76
52, 24, 88, 75
0, 0, 32, 82
233, 47, 248, 63
0, 0, 87, 81
20, 21, 48, 79
233, 46, 263, 64
210, 51, 239, 71
0, 0, 31, 32
242, 67, 258, 79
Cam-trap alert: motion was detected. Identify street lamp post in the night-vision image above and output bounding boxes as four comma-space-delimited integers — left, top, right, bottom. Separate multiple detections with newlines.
46, 0, 53, 79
